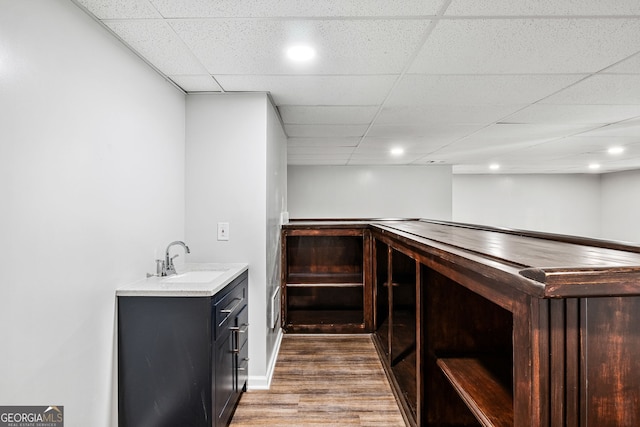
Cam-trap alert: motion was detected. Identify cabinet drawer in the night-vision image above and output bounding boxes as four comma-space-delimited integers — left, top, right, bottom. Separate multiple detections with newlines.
214, 272, 248, 339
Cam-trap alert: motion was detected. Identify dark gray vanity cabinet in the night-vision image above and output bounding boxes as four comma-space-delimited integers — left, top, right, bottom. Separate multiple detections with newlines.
118, 270, 248, 427
212, 274, 249, 426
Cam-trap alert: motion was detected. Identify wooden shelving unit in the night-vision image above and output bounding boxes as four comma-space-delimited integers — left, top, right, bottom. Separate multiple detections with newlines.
373, 228, 515, 427
281, 224, 372, 333
283, 219, 640, 426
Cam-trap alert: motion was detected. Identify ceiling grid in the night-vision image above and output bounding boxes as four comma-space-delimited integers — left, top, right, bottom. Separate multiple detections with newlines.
72, 0, 640, 173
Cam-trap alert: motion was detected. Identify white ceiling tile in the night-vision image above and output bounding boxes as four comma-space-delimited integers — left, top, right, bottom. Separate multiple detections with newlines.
454, 139, 640, 174
435, 144, 545, 168
605, 53, 640, 74
453, 123, 603, 149
368, 123, 488, 140
503, 104, 640, 124
347, 153, 425, 165
216, 75, 396, 105
279, 106, 378, 125
288, 137, 361, 147
465, 122, 600, 139
376, 105, 525, 125
604, 147, 640, 163
431, 149, 505, 165
450, 154, 603, 173
288, 157, 348, 165
445, 0, 640, 16
288, 146, 354, 155
498, 153, 613, 173
578, 118, 640, 137
565, 136, 640, 148
169, 75, 222, 92
359, 137, 449, 150
151, 0, 443, 18
386, 74, 584, 106
441, 124, 606, 164
105, 20, 207, 75
452, 164, 594, 174
170, 19, 429, 75
509, 137, 619, 158
432, 136, 542, 162
285, 124, 369, 138
355, 143, 439, 156
75, 0, 161, 19
541, 75, 640, 104
412, 158, 451, 165
410, 19, 640, 74
346, 159, 400, 165
600, 159, 640, 173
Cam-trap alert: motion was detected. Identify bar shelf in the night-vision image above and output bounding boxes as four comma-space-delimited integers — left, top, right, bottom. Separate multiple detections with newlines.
438, 357, 514, 427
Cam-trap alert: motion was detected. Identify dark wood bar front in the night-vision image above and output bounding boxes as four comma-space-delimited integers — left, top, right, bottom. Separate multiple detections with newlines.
281, 219, 640, 427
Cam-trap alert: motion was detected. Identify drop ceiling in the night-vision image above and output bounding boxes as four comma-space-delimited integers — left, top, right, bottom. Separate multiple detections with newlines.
73, 0, 640, 174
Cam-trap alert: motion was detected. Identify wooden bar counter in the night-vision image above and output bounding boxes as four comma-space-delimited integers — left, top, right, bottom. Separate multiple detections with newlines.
281, 219, 640, 427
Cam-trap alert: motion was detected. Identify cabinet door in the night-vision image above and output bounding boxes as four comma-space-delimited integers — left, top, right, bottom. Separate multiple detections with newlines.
215, 330, 235, 426
577, 296, 640, 427
118, 297, 212, 427
390, 249, 418, 419
374, 241, 390, 359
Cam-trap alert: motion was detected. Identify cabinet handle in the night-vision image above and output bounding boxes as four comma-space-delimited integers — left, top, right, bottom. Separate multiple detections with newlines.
230, 323, 249, 333
231, 324, 249, 354
221, 298, 243, 314
383, 282, 400, 287
237, 357, 250, 371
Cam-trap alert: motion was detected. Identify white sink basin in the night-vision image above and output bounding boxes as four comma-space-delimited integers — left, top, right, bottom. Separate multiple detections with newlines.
162, 270, 226, 283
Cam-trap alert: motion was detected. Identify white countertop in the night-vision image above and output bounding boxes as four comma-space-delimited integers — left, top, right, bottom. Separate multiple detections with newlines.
116, 263, 249, 297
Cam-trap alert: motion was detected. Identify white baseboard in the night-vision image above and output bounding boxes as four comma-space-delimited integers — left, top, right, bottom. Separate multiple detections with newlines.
247, 327, 283, 390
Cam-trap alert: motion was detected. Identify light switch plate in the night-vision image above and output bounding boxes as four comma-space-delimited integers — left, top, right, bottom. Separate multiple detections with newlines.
217, 222, 229, 241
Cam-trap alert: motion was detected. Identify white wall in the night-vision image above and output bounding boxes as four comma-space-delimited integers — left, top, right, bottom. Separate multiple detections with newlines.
287, 165, 452, 220
288, 166, 640, 243
265, 100, 287, 363
185, 93, 286, 388
0, 1, 186, 426
601, 169, 640, 244
452, 174, 602, 238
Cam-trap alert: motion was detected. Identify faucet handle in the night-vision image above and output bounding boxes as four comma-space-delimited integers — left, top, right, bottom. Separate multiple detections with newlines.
155, 259, 165, 276
169, 254, 179, 267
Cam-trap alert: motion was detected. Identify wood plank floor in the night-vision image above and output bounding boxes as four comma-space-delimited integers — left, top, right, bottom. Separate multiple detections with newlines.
230, 335, 406, 426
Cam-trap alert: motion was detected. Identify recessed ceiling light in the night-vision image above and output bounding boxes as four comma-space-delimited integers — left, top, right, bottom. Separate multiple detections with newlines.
390, 147, 404, 156
608, 146, 624, 155
589, 163, 601, 170
489, 163, 500, 170
286, 45, 315, 62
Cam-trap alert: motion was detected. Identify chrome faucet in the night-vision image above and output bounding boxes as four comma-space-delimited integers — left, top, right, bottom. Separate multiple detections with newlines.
163, 240, 191, 276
